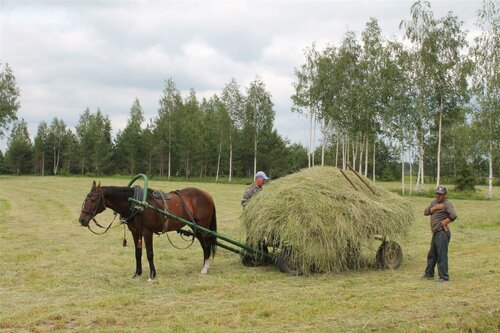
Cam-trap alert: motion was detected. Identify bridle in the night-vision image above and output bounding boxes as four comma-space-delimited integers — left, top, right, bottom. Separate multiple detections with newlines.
81, 190, 118, 235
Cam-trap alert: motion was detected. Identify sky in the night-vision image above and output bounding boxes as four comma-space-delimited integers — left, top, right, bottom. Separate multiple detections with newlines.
0, 0, 481, 151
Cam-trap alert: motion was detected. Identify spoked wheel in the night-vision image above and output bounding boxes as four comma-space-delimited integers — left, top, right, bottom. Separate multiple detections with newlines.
376, 240, 403, 269
277, 246, 302, 276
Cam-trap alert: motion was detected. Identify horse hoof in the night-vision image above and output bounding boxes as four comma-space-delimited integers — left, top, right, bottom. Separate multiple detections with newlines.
132, 274, 141, 279
200, 269, 208, 275
147, 278, 157, 283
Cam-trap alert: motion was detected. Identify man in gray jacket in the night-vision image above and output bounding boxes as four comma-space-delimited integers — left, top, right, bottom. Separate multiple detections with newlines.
241, 171, 269, 207
423, 186, 458, 281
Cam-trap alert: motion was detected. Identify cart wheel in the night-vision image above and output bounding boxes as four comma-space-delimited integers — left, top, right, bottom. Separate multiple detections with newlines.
376, 240, 403, 269
278, 246, 302, 276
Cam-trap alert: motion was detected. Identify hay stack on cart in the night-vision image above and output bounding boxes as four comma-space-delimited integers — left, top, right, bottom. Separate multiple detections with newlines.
241, 166, 415, 275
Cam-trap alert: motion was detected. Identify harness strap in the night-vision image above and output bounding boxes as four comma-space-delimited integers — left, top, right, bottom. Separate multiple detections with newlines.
152, 190, 195, 249
174, 190, 198, 234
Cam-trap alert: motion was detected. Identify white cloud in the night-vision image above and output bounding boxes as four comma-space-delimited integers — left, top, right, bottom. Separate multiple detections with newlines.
0, 0, 481, 152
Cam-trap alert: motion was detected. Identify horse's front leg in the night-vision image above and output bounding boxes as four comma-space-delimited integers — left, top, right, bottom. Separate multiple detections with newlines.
132, 231, 142, 278
143, 229, 157, 281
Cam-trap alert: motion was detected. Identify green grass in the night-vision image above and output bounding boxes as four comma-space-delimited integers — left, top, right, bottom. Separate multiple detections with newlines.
0, 176, 499, 332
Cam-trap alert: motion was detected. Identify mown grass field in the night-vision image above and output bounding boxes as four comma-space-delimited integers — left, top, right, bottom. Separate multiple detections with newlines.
0, 176, 499, 332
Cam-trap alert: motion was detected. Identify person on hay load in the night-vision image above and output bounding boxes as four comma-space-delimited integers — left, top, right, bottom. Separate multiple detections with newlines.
422, 185, 458, 282
241, 171, 269, 208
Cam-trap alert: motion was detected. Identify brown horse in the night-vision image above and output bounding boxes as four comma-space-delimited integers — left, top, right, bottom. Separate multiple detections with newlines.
78, 181, 217, 279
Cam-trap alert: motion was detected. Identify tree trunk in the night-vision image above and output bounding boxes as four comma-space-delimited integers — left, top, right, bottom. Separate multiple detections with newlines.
409, 148, 413, 195
312, 113, 316, 167
372, 139, 376, 183
346, 136, 350, 168
41, 153, 45, 176
416, 135, 425, 190
321, 118, 326, 166
253, 133, 258, 177
168, 142, 171, 181
308, 112, 313, 168
321, 140, 325, 166
342, 137, 346, 169
216, 134, 222, 182
229, 131, 233, 182
364, 137, 368, 177
335, 132, 339, 168
148, 151, 152, 176
401, 141, 405, 195
488, 140, 493, 200
160, 152, 164, 178
185, 152, 190, 180
416, 158, 421, 190
436, 97, 443, 187
358, 136, 364, 175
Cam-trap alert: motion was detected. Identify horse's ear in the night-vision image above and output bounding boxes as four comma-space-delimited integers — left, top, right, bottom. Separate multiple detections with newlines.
97, 181, 101, 188
91, 181, 96, 190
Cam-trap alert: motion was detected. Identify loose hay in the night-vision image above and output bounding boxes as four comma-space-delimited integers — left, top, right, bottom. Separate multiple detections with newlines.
242, 166, 415, 274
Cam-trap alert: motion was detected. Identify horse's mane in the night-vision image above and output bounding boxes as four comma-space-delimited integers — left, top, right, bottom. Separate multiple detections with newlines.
101, 186, 135, 200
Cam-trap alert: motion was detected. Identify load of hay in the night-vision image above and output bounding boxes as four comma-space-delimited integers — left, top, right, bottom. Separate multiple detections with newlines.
242, 166, 415, 274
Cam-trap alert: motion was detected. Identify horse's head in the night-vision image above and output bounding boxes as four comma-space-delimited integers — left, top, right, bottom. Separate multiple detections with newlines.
79, 181, 106, 227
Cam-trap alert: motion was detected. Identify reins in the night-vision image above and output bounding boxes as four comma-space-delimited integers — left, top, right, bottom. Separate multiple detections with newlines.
87, 214, 119, 235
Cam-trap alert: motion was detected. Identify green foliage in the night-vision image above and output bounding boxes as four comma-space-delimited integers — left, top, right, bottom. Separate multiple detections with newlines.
0, 63, 20, 138
0, 149, 6, 173
114, 98, 145, 175
76, 108, 113, 176
455, 160, 476, 191
5, 119, 33, 174
244, 77, 275, 175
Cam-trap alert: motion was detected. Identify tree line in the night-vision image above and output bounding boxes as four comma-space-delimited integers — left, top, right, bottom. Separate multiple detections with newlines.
291, 0, 498, 198
0, 1, 498, 198
0, 75, 308, 180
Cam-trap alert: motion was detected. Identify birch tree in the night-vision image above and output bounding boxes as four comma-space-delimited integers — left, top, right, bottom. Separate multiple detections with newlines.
0, 63, 20, 138
291, 45, 321, 168
221, 79, 244, 182
244, 77, 275, 176
400, 0, 434, 189
471, 0, 499, 200
47, 118, 68, 175
428, 12, 469, 187
34, 121, 48, 176
360, 18, 385, 178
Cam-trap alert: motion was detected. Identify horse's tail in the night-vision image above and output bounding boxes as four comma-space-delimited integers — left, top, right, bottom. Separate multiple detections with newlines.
209, 205, 217, 259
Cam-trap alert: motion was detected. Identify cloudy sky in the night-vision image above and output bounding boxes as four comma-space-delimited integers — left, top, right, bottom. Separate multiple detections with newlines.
0, 0, 480, 150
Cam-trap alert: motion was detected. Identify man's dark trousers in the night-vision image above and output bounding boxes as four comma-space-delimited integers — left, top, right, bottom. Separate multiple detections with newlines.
425, 230, 451, 280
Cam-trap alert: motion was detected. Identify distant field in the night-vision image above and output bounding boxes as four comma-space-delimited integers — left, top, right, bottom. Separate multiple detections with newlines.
0, 176, 498, 332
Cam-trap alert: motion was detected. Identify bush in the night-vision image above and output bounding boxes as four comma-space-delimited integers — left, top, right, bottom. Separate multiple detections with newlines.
455, 162, 476, 192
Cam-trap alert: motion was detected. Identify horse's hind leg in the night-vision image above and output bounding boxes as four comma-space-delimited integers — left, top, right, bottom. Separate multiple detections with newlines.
198, 234, 212, 275
143, 229, 157, 281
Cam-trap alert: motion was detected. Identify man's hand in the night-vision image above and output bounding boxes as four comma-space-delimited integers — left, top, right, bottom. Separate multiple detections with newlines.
442, 219, 451, 232
431, 203, 445, 213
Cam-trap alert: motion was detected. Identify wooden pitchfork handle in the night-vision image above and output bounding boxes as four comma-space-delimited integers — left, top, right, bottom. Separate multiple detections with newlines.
339, 168, 358, 191
346, 162, 378, 196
